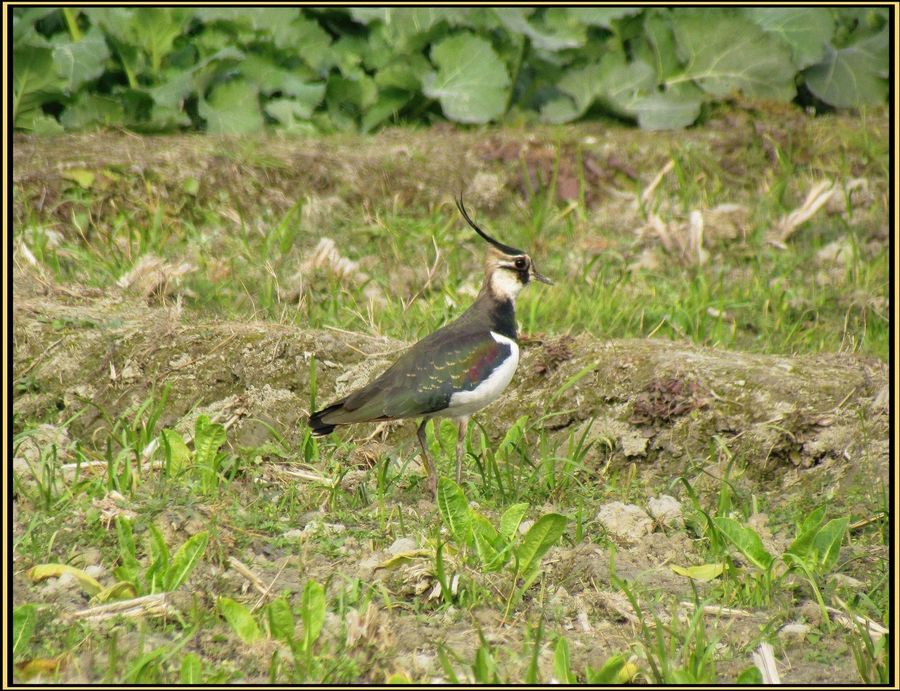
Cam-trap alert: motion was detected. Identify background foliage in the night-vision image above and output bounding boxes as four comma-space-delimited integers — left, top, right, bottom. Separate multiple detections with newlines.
13, 6, 890, 135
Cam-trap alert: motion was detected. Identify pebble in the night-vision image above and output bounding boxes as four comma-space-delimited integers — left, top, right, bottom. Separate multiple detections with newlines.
387, 537, 417, 555
596, 502, 653, 544
648, 495, 683, 527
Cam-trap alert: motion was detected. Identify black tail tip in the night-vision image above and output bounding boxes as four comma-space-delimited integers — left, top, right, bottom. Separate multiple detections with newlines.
307, 413, 336, 437
308, 403, 342, 436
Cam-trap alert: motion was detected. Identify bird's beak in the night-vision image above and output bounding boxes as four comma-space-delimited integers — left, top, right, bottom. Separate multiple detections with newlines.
532, 269, 553, 285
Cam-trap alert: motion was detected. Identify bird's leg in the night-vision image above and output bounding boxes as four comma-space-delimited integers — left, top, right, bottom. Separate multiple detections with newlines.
416, 418, 437, 497
455, 417, 469, 484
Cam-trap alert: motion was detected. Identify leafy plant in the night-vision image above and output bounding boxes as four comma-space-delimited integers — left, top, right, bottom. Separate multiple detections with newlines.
110, 516, 209, 598
219, 580, 328, 682
703, 506, 851, 620
160, 414, 233, 494
435, 478, 567, 611
13, 7, 888, 134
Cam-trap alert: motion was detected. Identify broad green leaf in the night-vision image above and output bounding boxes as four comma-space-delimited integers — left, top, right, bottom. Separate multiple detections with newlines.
130, 8, 189, 73
325, 74, 378, 129
369, 9, 449, 53
61, 168, 96, 189
542, 61, 609, 122
495, 8, 584, 51
267, 597, 295, 643
147, 47, 244, 109
599, 58, 656, 116
161, 429, 190, 476
265, 98, 316, 127
218, 597, 262, 643
252, 11, 332, 69
811, 517, 849, 572
374, 58, 429, 91
92, 581, 137, 603
361, 91, 412, 133
552, 637, 577, 683
737, 665, 764, 684
540, 96, 580, 124
193, 415, 227, 468
301, 579, 326, 651
672, 10, 796, 101
165, 531, 209, 591
422, 32, 510, 124
198, 80, 263, 134
13, 45, 62, 123
59, 94, 126, 130
499, 503, 529, 542
240, 54, 320, 100
515, 513, 567, 578
147, 104, 191, 130
586, 655, 637, 684
671, 669, 701, 683
631, 84, 703, 130
642, 10, 682, 80
52, 26, 110, 92
805, 28, 888, 107
437, 478, 471, 544
470, 511, 505, 571
83, 8, 135, 45
15, 111, 64, 135
670, 562, 725, 581
13, 605, 37, 658
179, 653, 202, 684
473, 637, 498, 683
27, 563, 102, 595
124, 647, 167, 684
785, 505, 827, 560
497, 415, 529, 457
12, 8, 57, 44
146, 70, 194, 110
745, 7, 835, 69
713, 516, 774, 571
566, 7, 642, 29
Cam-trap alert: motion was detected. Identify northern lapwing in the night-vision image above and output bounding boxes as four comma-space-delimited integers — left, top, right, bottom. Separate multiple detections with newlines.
308, 198, 552, 496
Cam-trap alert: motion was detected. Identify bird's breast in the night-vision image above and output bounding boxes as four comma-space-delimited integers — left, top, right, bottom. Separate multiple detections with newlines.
443, 331, 520, 418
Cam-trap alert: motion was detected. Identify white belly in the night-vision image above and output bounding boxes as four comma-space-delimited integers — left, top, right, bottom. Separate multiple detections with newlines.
442, 332, 519, 419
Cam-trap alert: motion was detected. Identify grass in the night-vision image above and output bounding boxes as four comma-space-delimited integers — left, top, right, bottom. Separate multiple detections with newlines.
11, 113, 890, 683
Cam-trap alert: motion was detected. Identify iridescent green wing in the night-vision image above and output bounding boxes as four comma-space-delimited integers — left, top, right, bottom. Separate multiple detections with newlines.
342, 331, 511, 420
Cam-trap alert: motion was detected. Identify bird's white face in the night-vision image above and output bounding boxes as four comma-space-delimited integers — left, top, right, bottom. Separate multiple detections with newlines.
489, 258, 529, 301
487, 253, 552, 302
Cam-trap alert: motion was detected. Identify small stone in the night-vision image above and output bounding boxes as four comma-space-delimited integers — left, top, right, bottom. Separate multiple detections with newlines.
797, 600, 824, 626
518, 520, 534, 535
778, 622, 810, 641
596, 502, 653, 544
58, 573, 78, 587
648, 495, 683, 528
387, 537, 417, 555
619, 432, 648, 457
830, 573, 864, 590
413, 653, 435, 674
84, 564, 106, 580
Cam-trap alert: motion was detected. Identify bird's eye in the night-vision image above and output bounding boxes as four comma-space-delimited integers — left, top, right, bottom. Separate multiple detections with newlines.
514, 257, 528, 270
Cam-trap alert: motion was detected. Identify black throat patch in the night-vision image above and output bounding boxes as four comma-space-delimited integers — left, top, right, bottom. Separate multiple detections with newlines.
490, 298, 517, 340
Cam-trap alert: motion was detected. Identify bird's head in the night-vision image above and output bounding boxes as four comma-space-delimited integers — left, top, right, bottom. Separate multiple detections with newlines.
456, 197, 553, 302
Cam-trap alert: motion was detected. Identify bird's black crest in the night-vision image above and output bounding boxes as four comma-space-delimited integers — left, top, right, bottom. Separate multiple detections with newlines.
456, 196, 525, 256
